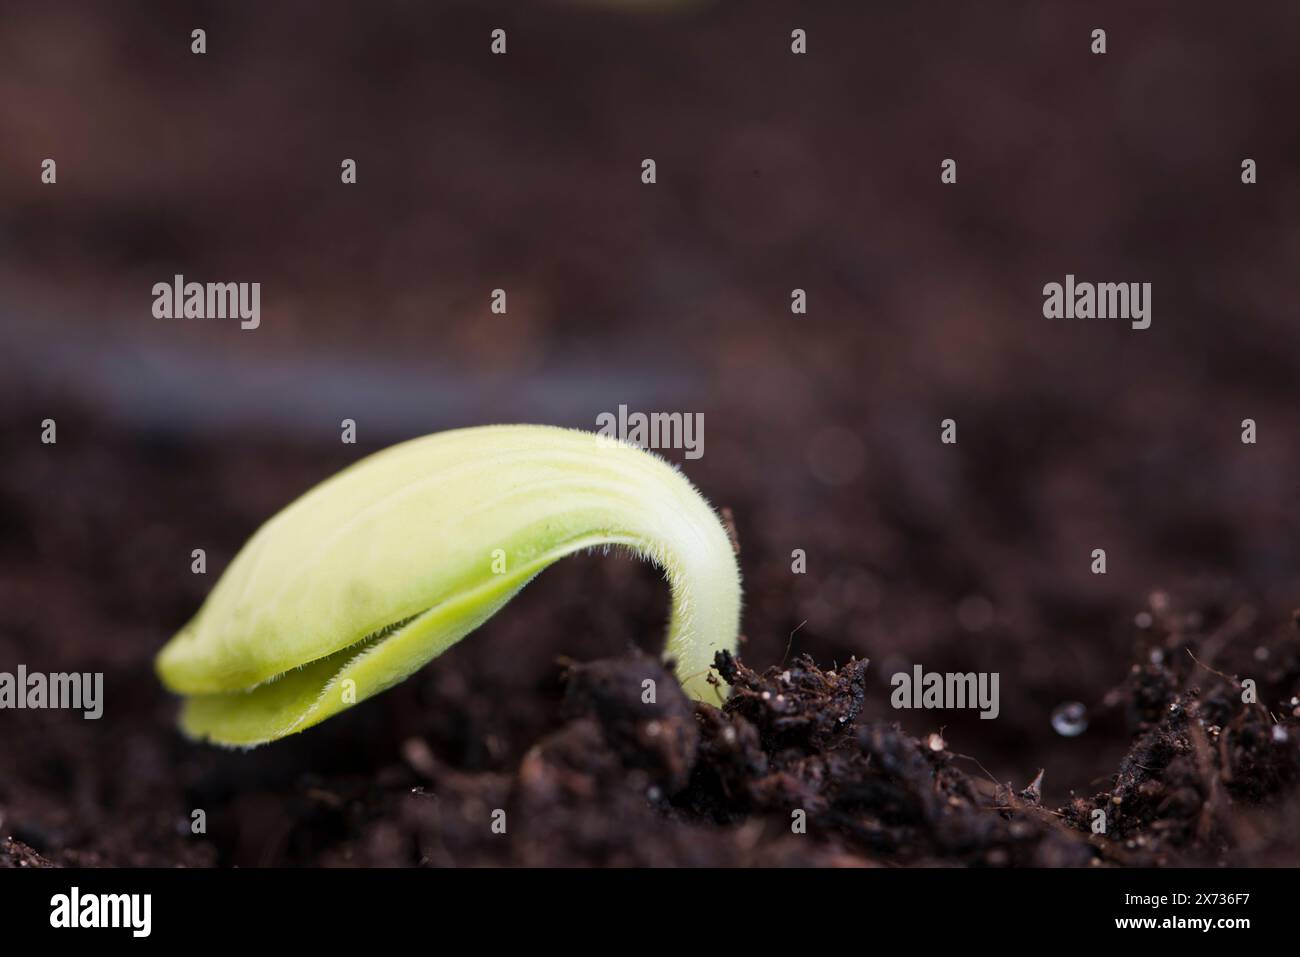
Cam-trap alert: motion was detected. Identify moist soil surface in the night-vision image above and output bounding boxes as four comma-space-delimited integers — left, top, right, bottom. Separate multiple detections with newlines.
2, 410, 1299, 868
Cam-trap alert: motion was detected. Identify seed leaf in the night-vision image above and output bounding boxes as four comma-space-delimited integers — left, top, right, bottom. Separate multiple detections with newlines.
156, 425, 742, 746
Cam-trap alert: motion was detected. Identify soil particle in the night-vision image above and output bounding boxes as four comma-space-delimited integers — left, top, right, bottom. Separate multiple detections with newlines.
0, 837, 54, 868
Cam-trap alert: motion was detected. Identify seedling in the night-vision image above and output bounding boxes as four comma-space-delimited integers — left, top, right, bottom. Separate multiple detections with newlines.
156, 424, 742, 747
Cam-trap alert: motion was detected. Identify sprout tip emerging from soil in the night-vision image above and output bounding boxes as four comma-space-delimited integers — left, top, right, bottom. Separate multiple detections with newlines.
155, 424, 743, 747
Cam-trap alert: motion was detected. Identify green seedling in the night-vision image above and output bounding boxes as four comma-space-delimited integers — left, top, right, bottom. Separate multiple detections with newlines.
156, 424, 742, 747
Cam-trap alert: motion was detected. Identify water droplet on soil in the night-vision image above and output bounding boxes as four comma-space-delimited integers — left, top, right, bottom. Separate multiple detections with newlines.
1051, 701, 1089, 737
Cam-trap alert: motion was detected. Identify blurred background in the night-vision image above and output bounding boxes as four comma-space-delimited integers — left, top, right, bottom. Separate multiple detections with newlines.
1, 0, 1298, 864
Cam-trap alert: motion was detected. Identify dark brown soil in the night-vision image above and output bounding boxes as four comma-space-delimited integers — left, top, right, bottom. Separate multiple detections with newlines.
2, 407, 1299, 867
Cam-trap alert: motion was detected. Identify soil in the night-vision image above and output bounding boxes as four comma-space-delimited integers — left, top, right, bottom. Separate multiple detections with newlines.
2, 1, 1300, 867
2, 409, 1299, 868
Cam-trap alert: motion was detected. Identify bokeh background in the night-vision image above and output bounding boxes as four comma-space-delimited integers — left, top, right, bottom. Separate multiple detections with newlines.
1, 0, 1298, 864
